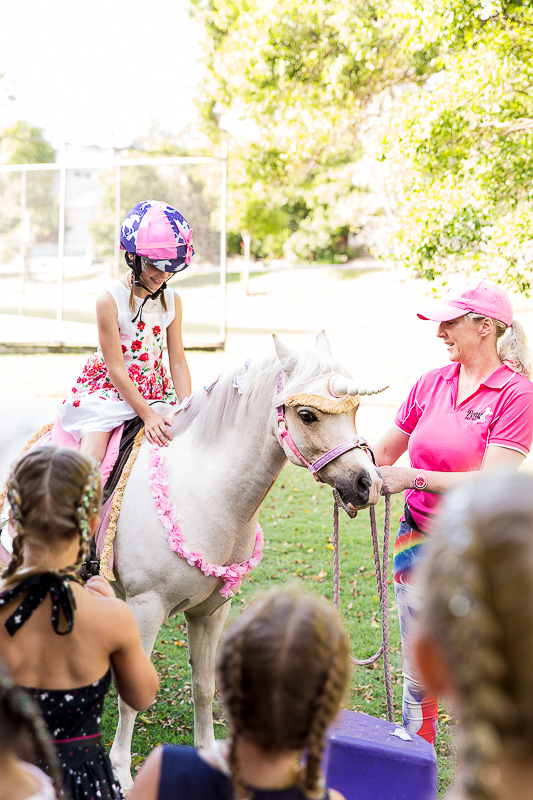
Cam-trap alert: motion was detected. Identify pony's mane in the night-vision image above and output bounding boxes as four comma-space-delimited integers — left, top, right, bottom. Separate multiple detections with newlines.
171, 345, 347, 446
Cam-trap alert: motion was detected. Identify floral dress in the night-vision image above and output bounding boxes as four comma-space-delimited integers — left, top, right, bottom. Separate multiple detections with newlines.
59, 281, 177, 440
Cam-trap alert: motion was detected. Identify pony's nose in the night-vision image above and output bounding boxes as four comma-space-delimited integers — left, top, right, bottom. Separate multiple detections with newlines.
356, 472, 372, 502
334, 471, 374, 508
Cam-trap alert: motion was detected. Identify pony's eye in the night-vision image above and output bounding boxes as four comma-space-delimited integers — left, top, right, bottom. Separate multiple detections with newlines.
298, 409, 317, 424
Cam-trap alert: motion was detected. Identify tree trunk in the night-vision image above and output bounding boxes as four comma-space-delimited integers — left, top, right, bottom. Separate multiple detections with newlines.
241, 230, 252, 296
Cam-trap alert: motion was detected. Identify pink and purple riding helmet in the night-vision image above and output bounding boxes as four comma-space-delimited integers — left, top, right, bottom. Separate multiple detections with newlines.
120, 200, 194, 273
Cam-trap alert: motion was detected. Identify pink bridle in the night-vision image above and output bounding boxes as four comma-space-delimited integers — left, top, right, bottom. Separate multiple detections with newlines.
276, 371, 374, 482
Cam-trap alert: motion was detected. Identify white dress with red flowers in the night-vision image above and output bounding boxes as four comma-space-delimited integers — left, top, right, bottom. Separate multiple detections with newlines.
58, 281, 178, 440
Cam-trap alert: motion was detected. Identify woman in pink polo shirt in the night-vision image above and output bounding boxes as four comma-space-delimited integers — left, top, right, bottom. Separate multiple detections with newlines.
372, 278, 533, 745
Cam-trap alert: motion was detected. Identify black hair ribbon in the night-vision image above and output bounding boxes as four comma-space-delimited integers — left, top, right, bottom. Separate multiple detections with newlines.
0, 573, 79, 637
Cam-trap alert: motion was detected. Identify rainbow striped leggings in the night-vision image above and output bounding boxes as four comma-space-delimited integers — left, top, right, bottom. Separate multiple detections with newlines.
393, 520, 438, 745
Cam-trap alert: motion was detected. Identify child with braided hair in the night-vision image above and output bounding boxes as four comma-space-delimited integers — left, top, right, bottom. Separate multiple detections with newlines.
130, 588, 350, 800
413, 469, 533, 800
0, 445, 159, 800
0, 658, 62, 799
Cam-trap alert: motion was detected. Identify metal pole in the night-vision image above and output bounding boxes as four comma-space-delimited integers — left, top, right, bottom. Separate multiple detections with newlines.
19, 169, 27, 316
56, 147, 67, 324
113, 164, 121, 279
219, 139, 228, 348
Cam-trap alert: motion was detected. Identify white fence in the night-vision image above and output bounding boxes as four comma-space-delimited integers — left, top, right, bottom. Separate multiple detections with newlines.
0, 148, 228, 349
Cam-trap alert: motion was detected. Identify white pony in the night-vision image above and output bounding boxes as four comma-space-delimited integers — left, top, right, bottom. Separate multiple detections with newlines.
0, 333, 385, 790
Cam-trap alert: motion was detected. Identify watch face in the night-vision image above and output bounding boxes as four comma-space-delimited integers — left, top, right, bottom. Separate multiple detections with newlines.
414, 474, 427, 489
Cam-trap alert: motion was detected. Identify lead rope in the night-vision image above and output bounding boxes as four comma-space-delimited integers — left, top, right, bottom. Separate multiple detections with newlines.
333, 492, 395, 723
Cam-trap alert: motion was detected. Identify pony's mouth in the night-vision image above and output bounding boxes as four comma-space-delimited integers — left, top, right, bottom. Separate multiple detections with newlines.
333, 470, 380, 510
333, 489, 358, 518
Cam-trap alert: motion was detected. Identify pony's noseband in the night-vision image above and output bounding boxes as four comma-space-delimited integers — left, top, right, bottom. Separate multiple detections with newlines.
276, 371, 374, 481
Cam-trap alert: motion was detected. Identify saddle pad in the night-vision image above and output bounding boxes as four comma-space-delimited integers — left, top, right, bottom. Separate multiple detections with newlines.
50, 418, 124, 486
0, 417, 141, 560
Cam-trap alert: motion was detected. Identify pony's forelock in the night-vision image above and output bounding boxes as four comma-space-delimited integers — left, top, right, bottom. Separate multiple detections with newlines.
171, 346, 347, 445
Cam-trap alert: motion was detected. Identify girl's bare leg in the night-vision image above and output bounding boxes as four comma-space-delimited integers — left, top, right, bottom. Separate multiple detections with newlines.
80, 430, 112, 464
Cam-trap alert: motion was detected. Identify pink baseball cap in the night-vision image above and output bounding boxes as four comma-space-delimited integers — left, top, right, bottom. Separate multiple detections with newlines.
417, 279, 513, 327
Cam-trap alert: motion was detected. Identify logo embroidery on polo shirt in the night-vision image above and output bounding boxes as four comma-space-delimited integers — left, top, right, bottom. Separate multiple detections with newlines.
465, 405, 493, 424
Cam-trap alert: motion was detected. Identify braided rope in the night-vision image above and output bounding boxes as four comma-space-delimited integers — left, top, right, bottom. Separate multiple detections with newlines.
333, 493, 394, 722
0, 422, 54, 512
99, 427, 145, 581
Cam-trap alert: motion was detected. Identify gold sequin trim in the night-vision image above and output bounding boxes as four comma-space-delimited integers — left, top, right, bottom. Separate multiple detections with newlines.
99, 427, 145, 581
285, 394, 359, 414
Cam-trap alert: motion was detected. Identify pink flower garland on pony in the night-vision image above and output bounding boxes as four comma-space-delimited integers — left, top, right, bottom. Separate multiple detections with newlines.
149, 445, 264, 598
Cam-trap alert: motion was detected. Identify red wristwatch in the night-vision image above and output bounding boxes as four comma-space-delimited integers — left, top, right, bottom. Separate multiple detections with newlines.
413, 470, 428, 490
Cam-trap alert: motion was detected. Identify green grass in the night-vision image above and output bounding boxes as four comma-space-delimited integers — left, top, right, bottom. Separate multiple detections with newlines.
0, 306, 311, 339
335, 266, 383, 280
101, 464, 455, 794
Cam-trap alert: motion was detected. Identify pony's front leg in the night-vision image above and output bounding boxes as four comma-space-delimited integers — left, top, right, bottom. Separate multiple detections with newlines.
110, 591, 167, 792
185, 600, 231, 747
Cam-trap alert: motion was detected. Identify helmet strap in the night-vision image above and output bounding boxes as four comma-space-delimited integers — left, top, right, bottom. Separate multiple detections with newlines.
128, 255, 170, 323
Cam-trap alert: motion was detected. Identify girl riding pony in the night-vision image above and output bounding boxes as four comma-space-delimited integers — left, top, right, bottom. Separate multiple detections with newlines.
59, 200, 194, 463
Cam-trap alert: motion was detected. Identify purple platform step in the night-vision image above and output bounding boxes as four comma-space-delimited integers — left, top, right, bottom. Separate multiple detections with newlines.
324, 709, 437, 800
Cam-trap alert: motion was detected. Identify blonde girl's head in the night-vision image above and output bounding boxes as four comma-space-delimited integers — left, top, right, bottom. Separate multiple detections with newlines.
417, 470, 533, 800
3, 445, 101, 583
217, 587, 350, 800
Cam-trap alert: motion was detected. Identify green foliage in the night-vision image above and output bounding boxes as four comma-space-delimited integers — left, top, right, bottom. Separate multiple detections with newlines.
91, 166, 171, 261
1, 120, 55, 165
194, 0, 433, 179
0, 121, 57, 244
381, 1, 533, 288
193, 0, 436, 262
237, 196, 291, 258
90, 161, 221, 266
285, 212, 353, 264
194, 0, 533, 286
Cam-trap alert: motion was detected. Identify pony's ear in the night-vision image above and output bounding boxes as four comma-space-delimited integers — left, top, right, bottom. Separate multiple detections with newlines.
273, 334, 295, 374
315, 330, 332, 356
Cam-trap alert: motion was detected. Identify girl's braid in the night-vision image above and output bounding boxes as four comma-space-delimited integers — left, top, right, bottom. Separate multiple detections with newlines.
129, 262, 136, 313
218, 589, 350, 800
442, 538, 506, 800
301, 641, 348, 800
0, 663, 63, 798
65, 463, 101, 577
223, 629, 249, 800
419, 477, 533, 800
17, 693, 65, 799
3, 482, 26, 580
